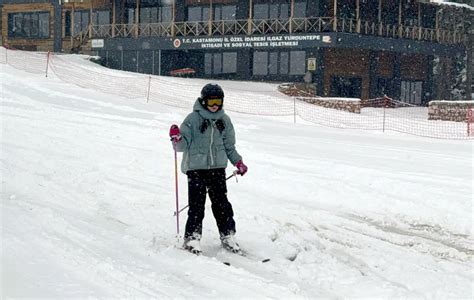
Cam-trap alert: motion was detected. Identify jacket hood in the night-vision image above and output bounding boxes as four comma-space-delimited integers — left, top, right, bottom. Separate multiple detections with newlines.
193, 99, 225, 120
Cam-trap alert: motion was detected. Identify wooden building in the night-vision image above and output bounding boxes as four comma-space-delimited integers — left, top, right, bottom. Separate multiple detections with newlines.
1, 0, 472, 102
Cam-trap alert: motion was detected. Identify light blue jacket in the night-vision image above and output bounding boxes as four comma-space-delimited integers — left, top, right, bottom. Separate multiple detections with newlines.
176, 99, 242, 174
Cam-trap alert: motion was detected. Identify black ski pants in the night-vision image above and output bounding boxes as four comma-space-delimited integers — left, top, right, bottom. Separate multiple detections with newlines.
184, 168, 236, 240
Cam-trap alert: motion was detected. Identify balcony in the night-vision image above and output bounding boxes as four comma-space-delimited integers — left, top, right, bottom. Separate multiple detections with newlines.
88, 17, 466, 46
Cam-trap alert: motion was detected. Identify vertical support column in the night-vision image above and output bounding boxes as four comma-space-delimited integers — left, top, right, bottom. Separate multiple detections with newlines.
398, 0, 403, 38
378, 0, 382, 35
135, 0, 140, 38
89, 3, 93, 39
466, 35, 473, 100
158, 49, 162, 76
171, 0, 175, 36
368, 51, 378, 98
247, 0, 253, 35
417, 2, 421, 39
393, 53, 402, 99
208, 0, 213, 36
314, 47, 325, 96
425, 55, 434, 103
71, 3, 75, 48
112, 0, 116, 37
53, 0, 62, 52
356, 0, 360, 33
289, 0, 294, 33
435, 9, 440, 42
333, 0, 337, 31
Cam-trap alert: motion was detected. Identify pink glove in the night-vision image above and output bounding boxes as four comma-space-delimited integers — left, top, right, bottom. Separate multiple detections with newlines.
169, 124, 181, 142
235, 160, 248, 176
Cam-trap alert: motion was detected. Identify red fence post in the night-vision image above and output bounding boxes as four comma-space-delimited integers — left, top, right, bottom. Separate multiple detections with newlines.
467, 106, 473, 137
382, 95, 389, 132
45, 51, 51, 77
146, 76, 151, 103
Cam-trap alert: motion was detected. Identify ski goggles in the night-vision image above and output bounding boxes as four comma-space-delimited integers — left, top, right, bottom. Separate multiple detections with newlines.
206, 98, 223, 106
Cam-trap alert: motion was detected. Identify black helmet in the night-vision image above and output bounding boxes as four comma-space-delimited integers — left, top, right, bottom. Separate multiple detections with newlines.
200, 83, 224, 109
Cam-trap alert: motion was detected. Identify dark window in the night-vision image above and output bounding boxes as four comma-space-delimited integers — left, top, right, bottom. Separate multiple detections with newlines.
214, 5, 236, 20
8, 11, 50, 39
293, 2, 306, 18
254, 1, 305, 19
74, 10, 90, 34
188, 6, 210, 22
188, 5, 235, 22
252, 50, 305, 76
330, 76, 362, 98
253, 51, 268, 75
290, 51, 305, 75
128, 8, 136, 24
65, 11, 71, 37
93, 10, 110, 25
140, 5, 172, 23
205, 52, 237, 75
400, 80, 422, 105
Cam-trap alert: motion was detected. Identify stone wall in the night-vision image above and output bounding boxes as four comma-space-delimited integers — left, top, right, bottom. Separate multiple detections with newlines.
297, 97, 361, 114
428, 101, 474, 122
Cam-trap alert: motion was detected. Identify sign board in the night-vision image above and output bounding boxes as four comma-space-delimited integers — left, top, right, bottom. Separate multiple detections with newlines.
170, 34, 331, 50
91, 39, 104, 48
307, 58, 316, 71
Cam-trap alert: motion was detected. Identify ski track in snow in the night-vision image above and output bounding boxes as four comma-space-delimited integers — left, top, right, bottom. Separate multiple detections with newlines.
1, 58, 473, 299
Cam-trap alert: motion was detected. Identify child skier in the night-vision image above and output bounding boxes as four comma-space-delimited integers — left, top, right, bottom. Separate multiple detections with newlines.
169, 83, 248, 254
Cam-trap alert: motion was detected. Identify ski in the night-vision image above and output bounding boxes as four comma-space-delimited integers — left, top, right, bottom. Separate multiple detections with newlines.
220, 248, 271, 266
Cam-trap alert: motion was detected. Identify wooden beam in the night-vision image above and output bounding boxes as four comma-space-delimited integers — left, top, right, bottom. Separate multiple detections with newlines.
378, 0, 382, 23
208, 0, 213, 36
112, 0, 115, 37
356, 0, 360, 33
247, 0, 252, 35
290, 0, 294, 33
89, 1, 93, 38
417, 1, 421, 39
171, 0, 175, 36
398, 0, 402, 38
71, 2, 75, 48
135, 0, 140, 37
398, 0, 402, 26
418, 2, 421, 27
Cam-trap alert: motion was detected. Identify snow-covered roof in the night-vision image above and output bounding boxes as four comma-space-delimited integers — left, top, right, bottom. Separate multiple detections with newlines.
428, 0, 474, 11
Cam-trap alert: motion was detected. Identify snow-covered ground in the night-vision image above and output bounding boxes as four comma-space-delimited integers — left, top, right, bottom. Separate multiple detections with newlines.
1, 54, 473, 299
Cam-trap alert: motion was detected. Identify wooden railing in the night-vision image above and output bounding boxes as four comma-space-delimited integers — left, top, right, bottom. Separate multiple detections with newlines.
90, 17, 466, 45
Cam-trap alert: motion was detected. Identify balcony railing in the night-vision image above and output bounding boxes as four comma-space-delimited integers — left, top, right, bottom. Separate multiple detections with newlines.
90, 17, 466, 45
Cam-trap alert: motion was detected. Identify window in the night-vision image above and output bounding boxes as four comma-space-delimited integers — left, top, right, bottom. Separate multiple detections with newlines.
400, 81, 422, 105
74, 10, 90, 34
188, 6, 210, 22
290, 51, 305, 75
188, 5, 235, 21
214, 5, 236, 20
93, 10, 110, 25
205, 52, 237, 75
8, 12, 50, 39
293, 2, 306, 18
254, 1, 306, 19
140, 5, 172, 23
252, 50, 305, 76
128, 8, 135, 24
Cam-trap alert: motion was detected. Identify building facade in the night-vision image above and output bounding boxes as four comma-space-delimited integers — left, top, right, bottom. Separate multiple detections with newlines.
1, 0, 472, 102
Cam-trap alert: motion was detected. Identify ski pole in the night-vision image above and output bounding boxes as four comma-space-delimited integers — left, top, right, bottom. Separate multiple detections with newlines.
173, 141, 180, 235
172, 170, 240, 216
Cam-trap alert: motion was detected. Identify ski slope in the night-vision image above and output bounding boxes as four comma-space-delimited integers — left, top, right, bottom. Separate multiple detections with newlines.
1, 55, 473, 299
